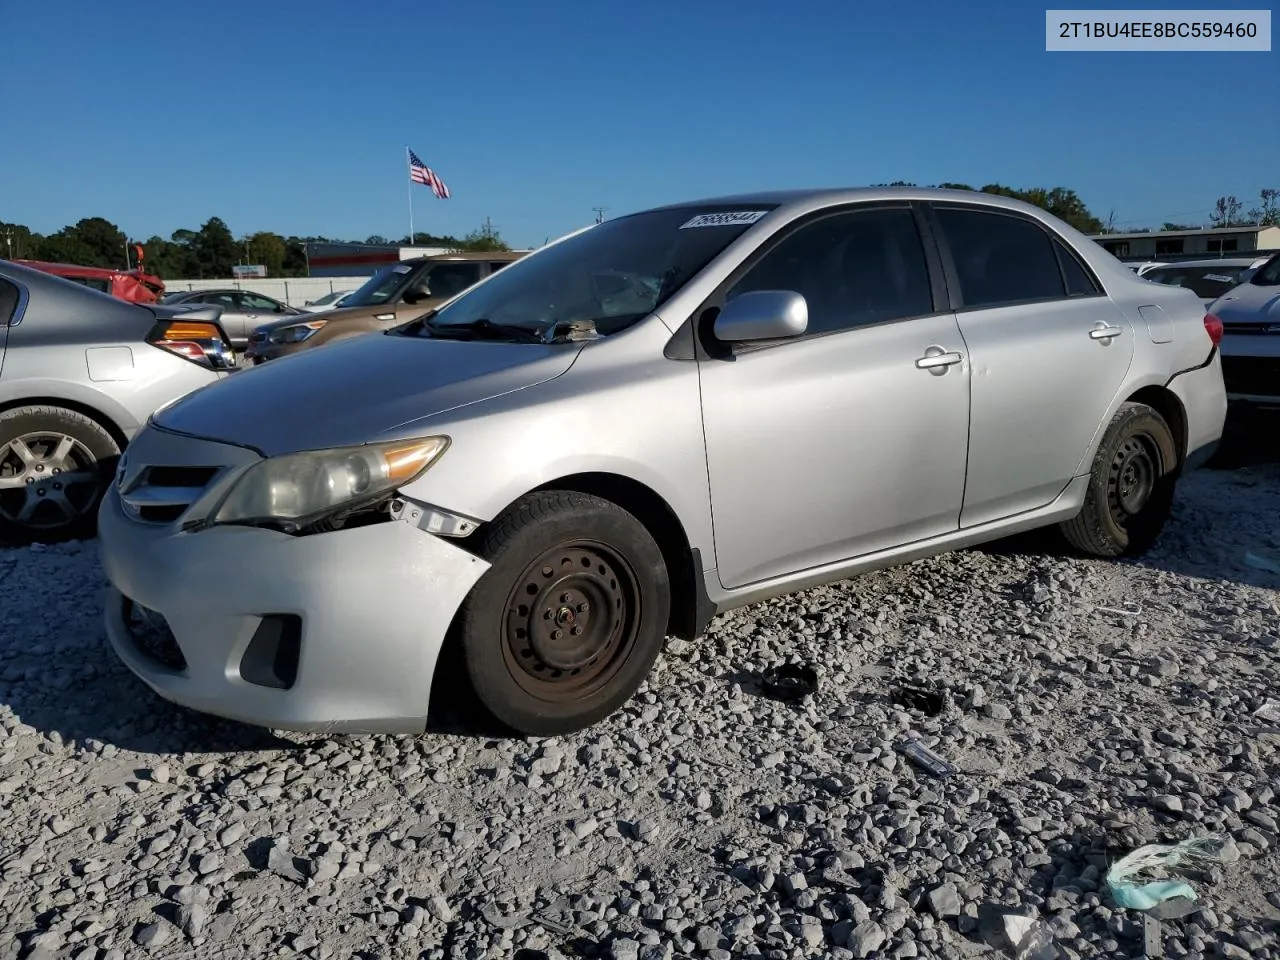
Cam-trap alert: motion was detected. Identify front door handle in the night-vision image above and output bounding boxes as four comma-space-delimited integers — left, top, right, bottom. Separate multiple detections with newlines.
1089, 323, 1123, 341
915, 347, 964, 373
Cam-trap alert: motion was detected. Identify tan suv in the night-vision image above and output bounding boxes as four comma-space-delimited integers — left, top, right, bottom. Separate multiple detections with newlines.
244, 251, 525, 363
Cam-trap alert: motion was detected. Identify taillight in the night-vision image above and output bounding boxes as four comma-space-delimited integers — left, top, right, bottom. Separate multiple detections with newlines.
1203, 313, 1223, 346
147, 320, 232, 369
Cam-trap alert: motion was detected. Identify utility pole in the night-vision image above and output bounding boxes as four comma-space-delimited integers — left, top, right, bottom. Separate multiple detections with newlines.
593, 207, 608, 225
483, 216, 495, 240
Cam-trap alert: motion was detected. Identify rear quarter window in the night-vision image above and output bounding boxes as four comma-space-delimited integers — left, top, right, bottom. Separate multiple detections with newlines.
0, 278, 20, 325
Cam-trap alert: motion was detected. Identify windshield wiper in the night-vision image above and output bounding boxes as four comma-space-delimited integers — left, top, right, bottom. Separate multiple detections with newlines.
423, 317, 545, 343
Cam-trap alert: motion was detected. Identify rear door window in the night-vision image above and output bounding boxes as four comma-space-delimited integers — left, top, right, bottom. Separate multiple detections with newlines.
240, 292, 285, 312
424, 262, 484, 299
934, 207, 1067, 308
202, 292, 239, 311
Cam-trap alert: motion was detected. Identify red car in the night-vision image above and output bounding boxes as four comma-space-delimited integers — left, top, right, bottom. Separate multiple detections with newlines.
14, 259, 166, 304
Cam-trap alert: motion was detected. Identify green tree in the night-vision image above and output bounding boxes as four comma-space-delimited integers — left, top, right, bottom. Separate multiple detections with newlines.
245, 231, 287, 277
194, 217, 237, 278
1247, 188, 1279, 227
1162, 222, 1198, 231
364, 234, 389, 245
454, 222, 512, 252
1210, 195, 1244, 228
0, 222, 42, 261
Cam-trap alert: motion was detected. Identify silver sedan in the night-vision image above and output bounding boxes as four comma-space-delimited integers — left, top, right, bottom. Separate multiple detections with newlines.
0, 261, 234, 542
97, 187, 1227, 737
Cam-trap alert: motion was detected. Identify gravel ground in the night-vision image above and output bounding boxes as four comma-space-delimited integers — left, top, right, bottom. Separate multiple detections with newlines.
1, 452, 1279, 959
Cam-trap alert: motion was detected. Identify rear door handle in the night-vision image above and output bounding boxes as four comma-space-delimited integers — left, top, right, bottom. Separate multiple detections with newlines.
1089, 324, 1123, 340
915, 348, 964, 371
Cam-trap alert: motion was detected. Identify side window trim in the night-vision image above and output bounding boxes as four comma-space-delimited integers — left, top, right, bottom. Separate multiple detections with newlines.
685, 202, 949, 359
0, 277, 30, 327
926, 201, 1103, 312
1050, 237, 1104, 297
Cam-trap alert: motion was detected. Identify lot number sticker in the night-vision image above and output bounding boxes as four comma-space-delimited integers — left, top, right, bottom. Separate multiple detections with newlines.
680, 210, 770, 229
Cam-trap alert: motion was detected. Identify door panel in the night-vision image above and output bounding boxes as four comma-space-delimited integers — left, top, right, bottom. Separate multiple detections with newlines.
700, 317, 970, 587
928, 204, 1136, 527
956, 298, 1133, 526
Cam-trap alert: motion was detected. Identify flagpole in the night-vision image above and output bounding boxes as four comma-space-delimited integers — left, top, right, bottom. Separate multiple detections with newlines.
405, 146, 415, 245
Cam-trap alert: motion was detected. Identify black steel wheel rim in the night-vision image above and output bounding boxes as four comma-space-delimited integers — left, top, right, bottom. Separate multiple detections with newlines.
0, 431, 103, 530
502, 540, 641, 702
1108, 434, 1157, 521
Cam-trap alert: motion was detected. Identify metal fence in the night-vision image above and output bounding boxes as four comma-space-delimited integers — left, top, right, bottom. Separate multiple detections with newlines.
158, 277, 369, 307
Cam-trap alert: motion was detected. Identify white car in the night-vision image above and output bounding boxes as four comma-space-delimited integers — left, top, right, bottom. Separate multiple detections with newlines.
1207, 253, 1280, 408
299, 290, 354, 312
1143, 257, 1273, 307
1125, 261, 1167, 276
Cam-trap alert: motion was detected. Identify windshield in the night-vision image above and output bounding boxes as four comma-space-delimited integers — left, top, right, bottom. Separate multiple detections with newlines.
1250, 253, 1280, 286
342, 263, 419, 306
159, 291, 190, 304
414, 206, 778, 339
1144, 265, 1246, 299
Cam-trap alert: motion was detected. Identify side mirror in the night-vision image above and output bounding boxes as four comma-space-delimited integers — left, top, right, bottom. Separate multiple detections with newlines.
713, 290, 808, 342
403, 284, 431, 305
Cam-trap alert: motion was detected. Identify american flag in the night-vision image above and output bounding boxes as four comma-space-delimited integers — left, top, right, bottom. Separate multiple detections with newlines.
408, 149, 451, 199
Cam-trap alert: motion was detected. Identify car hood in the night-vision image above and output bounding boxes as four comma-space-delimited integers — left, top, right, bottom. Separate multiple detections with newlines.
154, 330, 582, 455
1210, 283, 1280, 323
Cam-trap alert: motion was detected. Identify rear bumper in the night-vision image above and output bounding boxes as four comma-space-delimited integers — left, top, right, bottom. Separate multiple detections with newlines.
98, 488, 490, 733
1167, 350, 1227, 472
1220, 353, 1280, 405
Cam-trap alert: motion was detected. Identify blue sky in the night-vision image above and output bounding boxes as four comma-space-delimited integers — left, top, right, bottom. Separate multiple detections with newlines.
4, 0, 1277, 248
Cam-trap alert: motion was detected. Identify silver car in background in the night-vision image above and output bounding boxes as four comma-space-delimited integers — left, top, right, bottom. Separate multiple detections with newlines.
0, 261, 234, 542
159, 288, 301, 348
97, 188, 1226, 738
1208, 252, 1280, 408
1142, 256, 1272, 307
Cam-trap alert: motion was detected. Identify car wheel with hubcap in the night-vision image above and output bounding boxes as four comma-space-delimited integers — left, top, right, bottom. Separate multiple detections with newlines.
1059, 401, 1178, 558
455, 490, 670, 736
0, 405, 120, 544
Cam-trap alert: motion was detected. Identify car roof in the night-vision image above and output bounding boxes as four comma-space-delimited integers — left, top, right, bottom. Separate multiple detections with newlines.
402, 251, 527, 264
640, 186, 1053, 216
1145, 258, 1261, 270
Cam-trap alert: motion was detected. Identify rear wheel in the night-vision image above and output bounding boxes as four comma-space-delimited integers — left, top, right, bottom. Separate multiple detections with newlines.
454, 490, 670, 736
1059, 402, 1178, 557
0, 405, 120, 544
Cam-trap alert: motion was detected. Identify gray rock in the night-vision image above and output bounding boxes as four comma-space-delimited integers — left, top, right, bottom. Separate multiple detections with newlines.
177, 902, 209, 939
133, 922, 172, 948
847, 920, 886, 958
927, 882, 963, 918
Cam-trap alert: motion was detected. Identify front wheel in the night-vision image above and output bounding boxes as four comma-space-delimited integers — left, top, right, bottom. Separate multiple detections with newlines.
454, 490, 670, 736
0, 405, 120, 544
1059, 402, 1178, 558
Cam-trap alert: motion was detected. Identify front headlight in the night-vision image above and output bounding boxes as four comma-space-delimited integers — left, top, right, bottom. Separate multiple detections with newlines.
268, 320, 327, 344
212, 436, 449, 527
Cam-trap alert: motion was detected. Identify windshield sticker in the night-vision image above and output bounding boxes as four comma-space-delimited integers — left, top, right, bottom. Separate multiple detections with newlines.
1203, 274, 1234, 283
393, 265, 413, 274
679, 210, 770, 229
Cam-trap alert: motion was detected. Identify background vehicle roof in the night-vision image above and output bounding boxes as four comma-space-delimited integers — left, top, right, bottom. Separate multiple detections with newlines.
643, 186, 1059, 215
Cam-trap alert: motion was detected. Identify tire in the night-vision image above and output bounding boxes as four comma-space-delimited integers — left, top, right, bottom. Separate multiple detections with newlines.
454, 490, 670, 736
1059, 402, 1178, 558
0, 406, 120, 544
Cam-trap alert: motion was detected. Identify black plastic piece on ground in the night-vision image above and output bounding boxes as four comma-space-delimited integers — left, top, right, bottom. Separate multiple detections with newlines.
890, 683, 946, 716
760, 663, 818, 702
240, 614, 302, 689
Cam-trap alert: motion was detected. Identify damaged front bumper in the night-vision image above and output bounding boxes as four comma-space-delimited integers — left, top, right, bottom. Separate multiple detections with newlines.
98, 486, 490, 734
